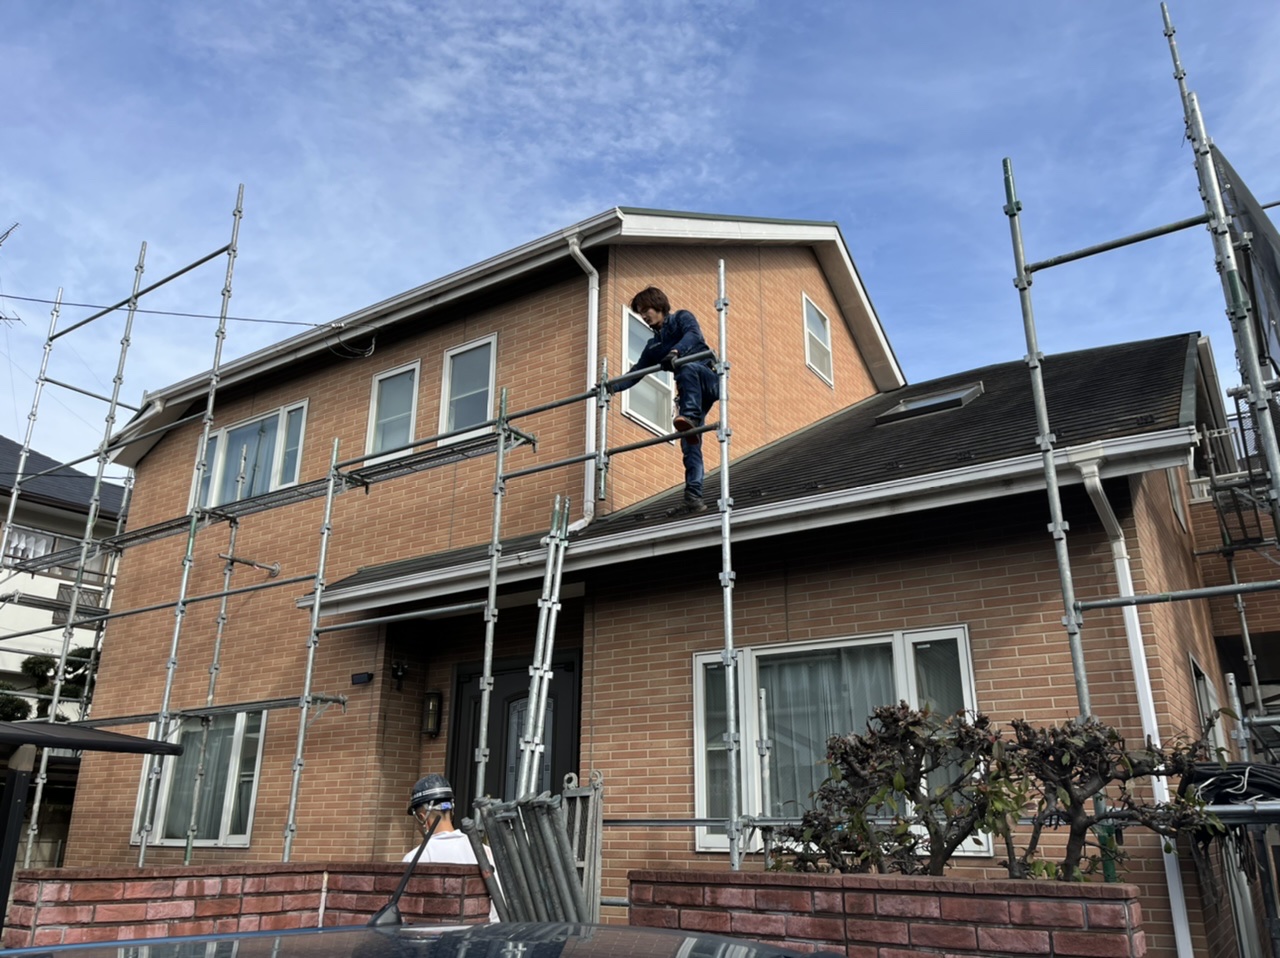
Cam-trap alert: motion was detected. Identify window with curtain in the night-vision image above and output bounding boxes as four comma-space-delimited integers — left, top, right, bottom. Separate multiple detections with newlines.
620, 307, 675, 434
196, 403, 306, 508
367, 362, 420, 459
802, 294, 834, 385
439, 335, 496, 444
693, 627, 977, 852
135, 710, 266, 847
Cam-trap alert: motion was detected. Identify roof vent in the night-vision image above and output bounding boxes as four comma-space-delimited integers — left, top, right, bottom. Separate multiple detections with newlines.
876, 382, 984, 425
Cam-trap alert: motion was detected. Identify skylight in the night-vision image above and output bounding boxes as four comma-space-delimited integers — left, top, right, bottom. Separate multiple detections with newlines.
876, 382, 984, 424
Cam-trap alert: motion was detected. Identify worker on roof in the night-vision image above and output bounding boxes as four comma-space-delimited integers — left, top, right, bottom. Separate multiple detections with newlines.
610, 286, 719, 513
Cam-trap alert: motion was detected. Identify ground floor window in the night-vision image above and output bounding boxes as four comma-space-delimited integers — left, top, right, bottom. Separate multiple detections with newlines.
693, 626, 979, 853
133, 710, 266, 847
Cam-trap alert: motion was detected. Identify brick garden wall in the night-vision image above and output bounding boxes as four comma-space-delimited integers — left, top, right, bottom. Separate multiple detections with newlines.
629, 870, 1147, 958
3, 862, 492, 949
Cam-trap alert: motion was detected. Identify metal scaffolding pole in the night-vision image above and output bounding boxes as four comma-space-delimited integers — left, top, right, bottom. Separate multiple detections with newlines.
0, 292, 60, 570
1163, 5, 1280, 532
713, 260, 743, 868
27, 244, 147, 868
138, 188, 243, 865
1002, 159, 1092, 721
516, 498, 570, 798
476, 390, 513, 800
282, 440, 341, 862
78, 475, 133, 720
184, 453, 248, 864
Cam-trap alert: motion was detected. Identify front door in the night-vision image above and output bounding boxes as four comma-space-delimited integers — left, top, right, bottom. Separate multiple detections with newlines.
449, 652, 580, 815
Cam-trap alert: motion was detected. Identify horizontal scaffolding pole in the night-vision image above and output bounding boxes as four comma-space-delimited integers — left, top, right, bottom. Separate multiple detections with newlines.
314, 600, 486, 634
1027, 199, 1280, 274
0, 573, 315, 644
1078, 577, 1280, 611
43, 377, 141, 412
16, 410, 208, 486
72, 693, 348, 729
51, 244, 232, 341
503, 422, 718, 482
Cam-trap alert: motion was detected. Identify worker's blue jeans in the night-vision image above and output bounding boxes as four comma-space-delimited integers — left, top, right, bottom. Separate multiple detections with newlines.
676, 363, 719, 498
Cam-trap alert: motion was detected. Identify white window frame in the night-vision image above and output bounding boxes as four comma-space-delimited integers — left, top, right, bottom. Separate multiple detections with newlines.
693, 626, 986, 855
193, 401, 308, 509
802, 293, 834, 387
365, 360, 421, 463
438, 334, 497, 446
620, 307, 676, 436
131, 710, 268, 848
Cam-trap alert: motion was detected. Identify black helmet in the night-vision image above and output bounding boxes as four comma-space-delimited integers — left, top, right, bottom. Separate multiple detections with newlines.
407, 773, 454, 815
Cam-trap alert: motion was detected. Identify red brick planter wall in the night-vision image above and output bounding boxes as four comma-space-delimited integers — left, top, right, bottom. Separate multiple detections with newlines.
629, 870, 1146, 958
4, 862, 492, 949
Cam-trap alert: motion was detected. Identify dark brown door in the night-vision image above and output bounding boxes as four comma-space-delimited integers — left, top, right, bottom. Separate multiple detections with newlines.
449, 652, 580, 815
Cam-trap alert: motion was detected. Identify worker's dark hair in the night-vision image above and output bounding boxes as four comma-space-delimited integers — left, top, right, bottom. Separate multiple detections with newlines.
630, 286, 670, 317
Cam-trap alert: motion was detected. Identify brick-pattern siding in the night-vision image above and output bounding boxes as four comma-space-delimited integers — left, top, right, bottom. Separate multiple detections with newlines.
3, 862, 491, 949
629, 870, 1147, 958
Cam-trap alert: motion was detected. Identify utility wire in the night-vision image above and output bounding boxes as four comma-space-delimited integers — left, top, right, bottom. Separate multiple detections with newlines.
0, 293, 326, 328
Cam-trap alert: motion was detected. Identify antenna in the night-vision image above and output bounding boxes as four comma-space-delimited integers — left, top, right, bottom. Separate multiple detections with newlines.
0, 223, 19, 249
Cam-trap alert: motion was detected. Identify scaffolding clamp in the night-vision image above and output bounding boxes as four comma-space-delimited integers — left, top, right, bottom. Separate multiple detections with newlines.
217, 553, 281, 577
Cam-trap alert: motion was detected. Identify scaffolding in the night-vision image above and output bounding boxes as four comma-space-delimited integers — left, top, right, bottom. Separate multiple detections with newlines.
1, 190, 749, 870
993, 8, 1280, 956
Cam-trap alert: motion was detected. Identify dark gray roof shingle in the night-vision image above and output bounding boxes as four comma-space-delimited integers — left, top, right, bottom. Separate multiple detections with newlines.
0, 435, 126, 519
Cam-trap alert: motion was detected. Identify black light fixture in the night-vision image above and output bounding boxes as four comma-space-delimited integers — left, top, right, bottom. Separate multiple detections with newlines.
351, 672, 375, 686
422, 690, 443, 737
391, 661, 408, 691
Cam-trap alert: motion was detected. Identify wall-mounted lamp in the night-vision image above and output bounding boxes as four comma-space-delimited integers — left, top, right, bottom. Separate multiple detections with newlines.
391, 661, 408, 691
351, 672, 375, 686
422, 690, 443, 737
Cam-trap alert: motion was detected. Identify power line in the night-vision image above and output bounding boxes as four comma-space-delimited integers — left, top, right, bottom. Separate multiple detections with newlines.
0, 293, 325, 328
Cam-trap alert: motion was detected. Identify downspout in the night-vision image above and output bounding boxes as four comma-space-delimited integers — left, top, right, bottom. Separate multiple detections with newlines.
566, 235, 599, 532
1071, 447, 1194, 958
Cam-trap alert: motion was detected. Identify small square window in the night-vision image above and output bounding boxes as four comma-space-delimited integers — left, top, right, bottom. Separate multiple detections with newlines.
803, 295, 834, 386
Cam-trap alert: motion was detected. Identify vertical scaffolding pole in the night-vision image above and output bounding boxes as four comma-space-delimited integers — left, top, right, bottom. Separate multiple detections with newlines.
184, 452, 247, 864
138, 187, 244, 864
517, 498, 570, 798
1001, 160, 1092, 721
79, 474, 133, 720
1163, 6, 1280, 533
714, 260, 743, 868
0, 292, 60, 568
476, 390, 513, 800
33, 244, 148, 867
282, 440, 340, 862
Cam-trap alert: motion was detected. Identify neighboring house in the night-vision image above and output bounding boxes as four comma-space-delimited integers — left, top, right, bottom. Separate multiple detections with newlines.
58, 208, 1261, 957
0, 434, 126, 865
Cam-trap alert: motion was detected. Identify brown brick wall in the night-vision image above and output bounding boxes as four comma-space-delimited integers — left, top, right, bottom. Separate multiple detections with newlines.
3, 862, 491, 949
629, 870, 1147, 958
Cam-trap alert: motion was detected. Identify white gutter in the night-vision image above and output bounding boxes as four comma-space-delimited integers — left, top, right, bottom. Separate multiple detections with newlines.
310, 426, 1198, 615
1070, 446, 1194, 958
566, 235, 599, 532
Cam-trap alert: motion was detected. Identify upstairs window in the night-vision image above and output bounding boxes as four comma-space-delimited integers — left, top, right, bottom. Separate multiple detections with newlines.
197, 402, 307, 507
621, 307, 675, 435
367, 362, 420, 460
439, 335, 497, 444
803, 294, 834, 386
133, 709, 266, 847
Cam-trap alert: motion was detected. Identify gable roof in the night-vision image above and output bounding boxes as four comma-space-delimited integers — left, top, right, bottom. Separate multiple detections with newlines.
316, 332, 1211, 614
112, 207, 902, 468
0, 435, 126, 520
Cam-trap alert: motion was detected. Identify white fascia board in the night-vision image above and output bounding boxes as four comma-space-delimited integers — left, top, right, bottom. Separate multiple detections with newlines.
309, 426, 1197, 616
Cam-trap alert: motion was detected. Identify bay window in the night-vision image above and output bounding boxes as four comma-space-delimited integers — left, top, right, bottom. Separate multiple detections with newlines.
693, 626, 979, 852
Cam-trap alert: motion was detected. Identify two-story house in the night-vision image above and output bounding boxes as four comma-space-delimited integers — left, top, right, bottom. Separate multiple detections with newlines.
58, 208, 1256, 957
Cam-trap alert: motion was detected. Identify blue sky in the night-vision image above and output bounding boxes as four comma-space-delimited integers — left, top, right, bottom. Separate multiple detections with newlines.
1, 1, 1277, 471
